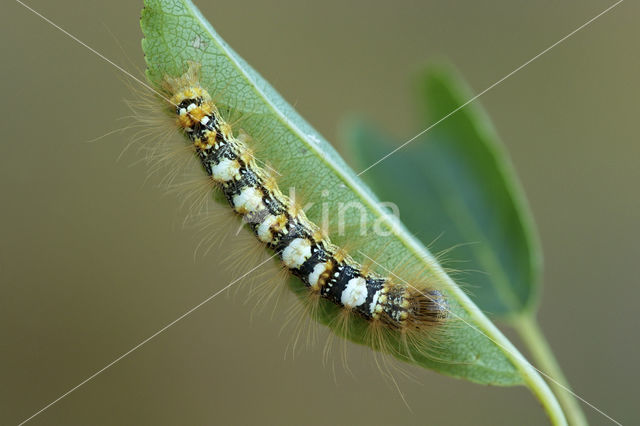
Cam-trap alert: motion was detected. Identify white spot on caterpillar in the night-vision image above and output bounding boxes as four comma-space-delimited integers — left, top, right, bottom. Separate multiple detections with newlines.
282, 238, 311, 269
369, 289, 381, 314
232, 186, 264, 214
308, 262, 328, 289
187, 103, 197, 112
341, 277, 367, 308
211, 158, 240, 182
201, 116, 210, 125
179, 108, 187, 116
257, 214, 278, 243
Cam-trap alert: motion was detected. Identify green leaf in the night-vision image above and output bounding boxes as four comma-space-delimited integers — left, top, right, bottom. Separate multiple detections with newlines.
140, 1, 564, 422
348, 65, 542, 318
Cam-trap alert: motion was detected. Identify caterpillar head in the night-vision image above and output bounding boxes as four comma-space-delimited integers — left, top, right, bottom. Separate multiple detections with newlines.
172, 89, 213, 129
163, 62, 214, 128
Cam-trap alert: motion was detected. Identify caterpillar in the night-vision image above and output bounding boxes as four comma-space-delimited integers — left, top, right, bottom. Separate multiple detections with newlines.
160, 62, 448, 343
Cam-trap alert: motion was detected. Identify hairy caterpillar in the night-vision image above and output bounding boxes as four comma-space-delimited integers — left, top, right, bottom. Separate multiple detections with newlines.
10, 1, 629, 424
156, 62, 449, 352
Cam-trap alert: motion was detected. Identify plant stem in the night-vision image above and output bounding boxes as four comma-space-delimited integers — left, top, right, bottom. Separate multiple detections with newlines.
512, 315, 588, 426
442, 284, 566, 425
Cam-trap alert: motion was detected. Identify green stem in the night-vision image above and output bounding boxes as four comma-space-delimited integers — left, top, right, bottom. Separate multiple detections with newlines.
441, 281, 566, 425
512, 315, 588, 426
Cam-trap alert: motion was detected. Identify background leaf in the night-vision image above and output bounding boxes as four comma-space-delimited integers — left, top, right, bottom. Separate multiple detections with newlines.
348, 64, 542, 318
140, 3, 565, 422
346, 64, 582, 424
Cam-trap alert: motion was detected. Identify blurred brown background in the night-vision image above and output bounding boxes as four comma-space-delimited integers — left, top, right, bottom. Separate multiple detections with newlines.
2, 1, 638, 424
